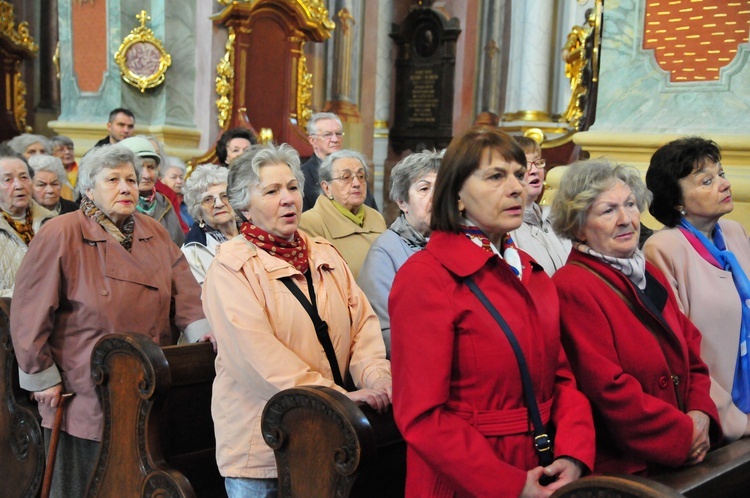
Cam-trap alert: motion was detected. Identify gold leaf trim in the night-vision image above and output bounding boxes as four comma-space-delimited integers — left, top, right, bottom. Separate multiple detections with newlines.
296, 42, 313, 132
13, 71, 29, 132
113, 10, 172, 93
215, 27, 235, 130
0, 1, 39, 54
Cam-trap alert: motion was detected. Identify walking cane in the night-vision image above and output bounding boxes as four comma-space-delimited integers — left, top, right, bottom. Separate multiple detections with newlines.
41, 391, 75, 498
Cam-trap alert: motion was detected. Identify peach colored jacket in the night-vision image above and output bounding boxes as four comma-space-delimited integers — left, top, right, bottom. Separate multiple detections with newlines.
203, 232, 391, 478
644, 220, 750, 441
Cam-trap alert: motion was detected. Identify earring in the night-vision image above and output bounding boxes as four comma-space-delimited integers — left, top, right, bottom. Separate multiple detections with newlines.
681, 210, 686, 216
328, 195, 334, 200
198, 219, 205, 228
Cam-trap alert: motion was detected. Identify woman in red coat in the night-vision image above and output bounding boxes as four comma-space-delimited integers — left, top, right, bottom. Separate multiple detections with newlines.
551, 159, 722, 475
389, 127, 595, 497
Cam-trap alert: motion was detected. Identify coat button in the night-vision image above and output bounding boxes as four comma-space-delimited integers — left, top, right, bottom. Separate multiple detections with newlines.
100, 290, 109, 296
659, 376, 669, 388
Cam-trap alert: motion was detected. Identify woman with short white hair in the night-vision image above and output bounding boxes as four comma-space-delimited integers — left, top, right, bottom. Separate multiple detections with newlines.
181, 163, 238, 285
28, 154, 78, 214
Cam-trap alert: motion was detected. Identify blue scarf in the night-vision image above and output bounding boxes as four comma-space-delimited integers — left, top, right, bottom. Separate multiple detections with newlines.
680, 218, 750, 413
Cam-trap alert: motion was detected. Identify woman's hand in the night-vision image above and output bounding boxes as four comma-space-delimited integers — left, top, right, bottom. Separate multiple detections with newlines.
345, 388, 391, 414
685, 410, 711, 465
369, 376, 393, 402
540, 457, 584, 492
199, 332, 217, 352
31, 384, 62, 407
519, 467, 552, 498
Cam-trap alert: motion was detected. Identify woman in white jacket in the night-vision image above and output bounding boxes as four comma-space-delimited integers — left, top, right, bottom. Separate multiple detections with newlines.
181, 164, 239, 284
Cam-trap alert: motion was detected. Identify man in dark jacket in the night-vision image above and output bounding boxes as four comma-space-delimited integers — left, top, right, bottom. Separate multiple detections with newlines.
92, 108, 135, 147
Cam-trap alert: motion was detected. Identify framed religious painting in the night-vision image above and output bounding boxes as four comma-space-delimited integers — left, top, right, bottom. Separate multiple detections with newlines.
114, 10, 171, 92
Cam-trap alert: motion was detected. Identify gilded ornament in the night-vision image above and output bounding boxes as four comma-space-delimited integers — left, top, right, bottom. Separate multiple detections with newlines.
215, 28, 236, 130
0, 1, 39, 55
114, 10, 172, 93
53, 41, 60, 80
296, 44, 313, 132
259, 128, 274, 145
300, 0, 336, 33
13, 71, 30, 132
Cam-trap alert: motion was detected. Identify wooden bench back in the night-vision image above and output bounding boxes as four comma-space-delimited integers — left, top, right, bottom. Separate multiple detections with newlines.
88, 333, 224, 498
0, 297, 45, 498
262, 385, 406, 498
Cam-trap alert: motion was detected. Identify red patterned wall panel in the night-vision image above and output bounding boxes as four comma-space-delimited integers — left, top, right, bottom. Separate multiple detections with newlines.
643, 0, 750, 82
72, 1, 107, 92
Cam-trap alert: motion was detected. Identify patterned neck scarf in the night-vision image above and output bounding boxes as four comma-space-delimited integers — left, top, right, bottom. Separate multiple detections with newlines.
200, 221, 230, 243
575, 242, 647, 290
137, 189, 157, 217
1, 208, 34, 245
80, 196, 135, 252
240, 222, 309, 274
389, 213, 428, 249
460, 222, 523, 279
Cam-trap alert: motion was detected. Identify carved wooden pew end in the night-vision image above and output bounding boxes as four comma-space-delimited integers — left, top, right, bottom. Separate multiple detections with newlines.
262, 386, 406, 498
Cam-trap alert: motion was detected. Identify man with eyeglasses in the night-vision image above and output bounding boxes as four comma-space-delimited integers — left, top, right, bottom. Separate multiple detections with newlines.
301, 112, 378, 212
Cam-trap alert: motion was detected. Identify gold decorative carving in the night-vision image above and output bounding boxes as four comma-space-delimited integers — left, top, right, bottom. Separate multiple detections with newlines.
523, 128, 546, 145
53, 41, 60, 80
503, 110, 553, 122
0, 1, 39, 55
259, 128, 274, 144
114, 10, 172, 93
215, 28, 236, 130
13, 71, 30, 132
301, 0, 336, 33
295, 43, 313, 132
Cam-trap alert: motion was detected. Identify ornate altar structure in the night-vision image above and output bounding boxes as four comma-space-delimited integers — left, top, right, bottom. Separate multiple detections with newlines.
0, 1, 38, 142
209, 0, 334, 159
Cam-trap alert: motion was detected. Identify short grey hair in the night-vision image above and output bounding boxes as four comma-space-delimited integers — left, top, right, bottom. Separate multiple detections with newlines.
160, 155, 187, 178
28, 154, 68, 185
306, 112, 342, 136
7, 134, 51, 155
319, 149, 369, 184
227, 143, 304, 212
50, 135, 74, 149
183, 164, 229, 221
550, 158, 652, 241
78, 144, 142, 192
389, 149, 443, 204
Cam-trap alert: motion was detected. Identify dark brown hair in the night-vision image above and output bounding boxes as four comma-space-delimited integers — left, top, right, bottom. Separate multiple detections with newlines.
431, 126, 526, 233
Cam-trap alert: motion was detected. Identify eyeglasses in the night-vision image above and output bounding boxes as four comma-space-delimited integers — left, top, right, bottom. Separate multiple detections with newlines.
201, 193, 229, 207
529, 159, 546, 168
331, 171, 366, 184
314, 131, 345, 140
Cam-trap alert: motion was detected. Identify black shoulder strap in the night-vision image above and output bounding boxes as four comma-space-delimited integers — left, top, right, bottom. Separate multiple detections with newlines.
280, 272, 346, 389
463, 276, 554, 467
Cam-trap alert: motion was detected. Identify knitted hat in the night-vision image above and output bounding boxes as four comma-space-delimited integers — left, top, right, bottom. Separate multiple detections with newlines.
118, 137, 161, 166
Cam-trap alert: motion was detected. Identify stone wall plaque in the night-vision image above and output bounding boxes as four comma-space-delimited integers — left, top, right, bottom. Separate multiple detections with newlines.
390, 6, 461, 153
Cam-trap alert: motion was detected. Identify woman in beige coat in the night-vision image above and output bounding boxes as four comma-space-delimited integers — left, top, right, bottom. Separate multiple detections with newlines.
203, 143, 391, 498
10, 144, 209, 498
298, 149, 386, 278
645, 136, 750, 441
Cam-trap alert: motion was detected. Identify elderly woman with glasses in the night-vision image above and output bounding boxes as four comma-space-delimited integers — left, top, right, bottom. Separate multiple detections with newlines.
298, 149, 386, 278
28, 154, 79, 215
551, 159, 721, 475
510, 136, 571, 276
357, 150, 441, 357
202, 143, 390, 497
181, 163, 239, 285
10, 144, 209, 497
644, 137, 750, 442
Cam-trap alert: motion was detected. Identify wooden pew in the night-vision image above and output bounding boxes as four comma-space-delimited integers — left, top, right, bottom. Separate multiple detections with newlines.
262, 385, 406, 498
552, 437, 750, 497
0, 297, 45, 498
88, 333, 225, 498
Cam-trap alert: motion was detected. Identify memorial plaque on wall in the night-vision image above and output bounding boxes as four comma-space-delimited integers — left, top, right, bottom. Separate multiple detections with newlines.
390, 6, 461, 154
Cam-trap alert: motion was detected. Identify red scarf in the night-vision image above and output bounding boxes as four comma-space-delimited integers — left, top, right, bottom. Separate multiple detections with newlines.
240, 222, 309, 274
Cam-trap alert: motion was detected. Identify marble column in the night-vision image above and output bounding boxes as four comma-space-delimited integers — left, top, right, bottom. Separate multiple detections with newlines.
475, 0, 510, 119
504, 0, 555, 122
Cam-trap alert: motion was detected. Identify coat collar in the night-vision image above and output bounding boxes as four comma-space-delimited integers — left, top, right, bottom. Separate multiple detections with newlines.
426, 230, 543, 282
310, 195, 384, 239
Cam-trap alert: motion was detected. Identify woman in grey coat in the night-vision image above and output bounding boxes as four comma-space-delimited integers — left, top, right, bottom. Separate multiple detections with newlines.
357, 150, 441, 357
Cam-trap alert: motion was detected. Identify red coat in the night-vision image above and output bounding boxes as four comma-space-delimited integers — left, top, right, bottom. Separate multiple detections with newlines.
389, 231, 595, 498
553, 250, 722, 475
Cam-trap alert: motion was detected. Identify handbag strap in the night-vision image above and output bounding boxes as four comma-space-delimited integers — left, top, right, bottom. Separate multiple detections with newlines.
569, 260, 685, 411
280, 272, 346, 389
463, 276, 554, 466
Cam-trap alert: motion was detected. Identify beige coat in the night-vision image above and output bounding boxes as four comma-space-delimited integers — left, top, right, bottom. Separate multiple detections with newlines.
0, 201, 55, 297
10, 211, 208, 441
298, 195, 386, 278
203, 232, 390, 478
644, 220, 750, 441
